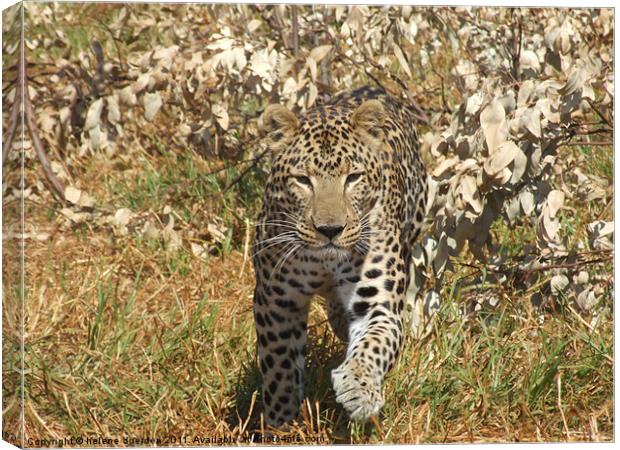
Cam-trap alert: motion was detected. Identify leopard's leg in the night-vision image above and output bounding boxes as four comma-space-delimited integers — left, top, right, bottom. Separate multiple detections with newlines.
326, 296, 350, 342
331, 250, 409, 422
253, 278, 311, 428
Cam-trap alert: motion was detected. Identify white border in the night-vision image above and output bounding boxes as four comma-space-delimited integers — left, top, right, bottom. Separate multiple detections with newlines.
0, 1, 616, 450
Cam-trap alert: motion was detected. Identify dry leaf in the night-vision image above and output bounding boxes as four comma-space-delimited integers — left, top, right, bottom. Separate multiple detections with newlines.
143, 92, 163, 121
114, 208, 133, 227
212, 103, 230, 130
484, 141, 518, 176
309, 45, 332, 63
480, 98, 508, 153
547, 190, 565, 218
64, 186, 94, 207
83, 98, 104, 130
520, 50, 541, 73
393, 43, 412, 78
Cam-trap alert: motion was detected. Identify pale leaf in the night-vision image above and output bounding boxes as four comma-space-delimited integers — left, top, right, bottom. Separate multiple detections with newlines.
484, 141, 518, 176
559, 67, 586, 96
84, 98, 104, 130
143, 92, 162, 121
520, 50, 541, 73
393, 43, 412, 78
547, 190, 565, 218
114, 208, 133, 227
309, 45, 332, 63
550, 274, 569, 294
212, 103, 229, 130
480, 98, 508, 153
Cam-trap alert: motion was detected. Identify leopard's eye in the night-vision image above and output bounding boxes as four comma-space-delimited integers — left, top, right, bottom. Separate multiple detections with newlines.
292, 175, 312, 188
345, 173, 364, 185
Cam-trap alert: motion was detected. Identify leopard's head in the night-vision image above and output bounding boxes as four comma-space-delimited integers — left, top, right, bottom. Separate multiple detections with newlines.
259, 99, 386, 256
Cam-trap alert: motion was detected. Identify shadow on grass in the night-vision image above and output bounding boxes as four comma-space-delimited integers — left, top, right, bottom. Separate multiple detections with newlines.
224, 325, 381, 443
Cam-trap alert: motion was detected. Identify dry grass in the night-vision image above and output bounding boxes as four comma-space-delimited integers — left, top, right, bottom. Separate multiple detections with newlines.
2, 138, 613, 444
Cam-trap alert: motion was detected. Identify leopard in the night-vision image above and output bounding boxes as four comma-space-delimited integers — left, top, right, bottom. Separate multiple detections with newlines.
252, 86, 428, 428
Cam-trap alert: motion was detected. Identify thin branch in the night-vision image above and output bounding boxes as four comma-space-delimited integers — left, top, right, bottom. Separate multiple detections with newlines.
432, 69, 452, 114
571, 127, 613, 135
20, 41, 66, 202
518, 255, 612, 274
91, 16, 127, 72
332, 45, 431, 126
586, 98, 613, 128
565, 141, 613, 146
221, 147, 270, 195
454, 251, 612, 276
510, 11, 523, 82
595, 199, 613, 221
2, 76, 21, 165
557, 372, 571, 441
291, 6, 299, 58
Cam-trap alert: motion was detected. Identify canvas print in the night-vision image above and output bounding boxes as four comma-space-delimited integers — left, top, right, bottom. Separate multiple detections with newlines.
2, 1, 614, 445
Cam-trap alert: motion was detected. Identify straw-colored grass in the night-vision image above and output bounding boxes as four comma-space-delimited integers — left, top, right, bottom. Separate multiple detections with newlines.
2, 139, 613, 444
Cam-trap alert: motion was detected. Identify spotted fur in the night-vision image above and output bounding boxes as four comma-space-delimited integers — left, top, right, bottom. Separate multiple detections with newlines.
252, 87, 427, 427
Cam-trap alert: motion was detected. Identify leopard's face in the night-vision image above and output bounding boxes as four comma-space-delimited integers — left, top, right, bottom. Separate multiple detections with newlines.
261, 101, 386, 257
285, 158, 369, 255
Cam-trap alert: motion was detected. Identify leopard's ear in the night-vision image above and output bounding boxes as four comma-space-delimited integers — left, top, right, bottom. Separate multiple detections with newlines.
351, 100, 386, 142
260, 105, 299, 154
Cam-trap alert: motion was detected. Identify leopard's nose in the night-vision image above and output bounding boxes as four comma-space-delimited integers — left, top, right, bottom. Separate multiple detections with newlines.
316, 224, 345, 241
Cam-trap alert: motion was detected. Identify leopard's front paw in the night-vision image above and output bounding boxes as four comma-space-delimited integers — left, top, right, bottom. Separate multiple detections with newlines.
331, 361, 384, 422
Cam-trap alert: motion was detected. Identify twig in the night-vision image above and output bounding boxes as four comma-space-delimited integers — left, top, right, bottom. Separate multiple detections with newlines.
566, 303, 602, 342
92, 16, 127, 72
221, 147, 270, 194
238, 218, 252, 279
586, 98, 612, 129
291, 6, 299, 58
20, 40, 66, 201
569, 125, 613, 135
595, 198, 613, 221
454, 252, 612, 277
432, 69, 452, 114
557, 372, 571, 441
369, 415, 385, 440
519, 256, 612, 274
265, 7, 290, 52
565, 141, 613, 146
510, 11, 523, 82
332, 45, 431, 126
203, 152, 264, 177
2, 77, 21, 165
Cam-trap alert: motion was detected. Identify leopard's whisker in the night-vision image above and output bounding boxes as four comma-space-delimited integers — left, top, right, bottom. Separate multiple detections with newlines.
263, 240, 296, 270
258, 219, 298, 227
255, 232, 298, 246
252, 237, 297, 259
269, 242, 301, 281
257, 222, 298, 231
280, 211, 301, 223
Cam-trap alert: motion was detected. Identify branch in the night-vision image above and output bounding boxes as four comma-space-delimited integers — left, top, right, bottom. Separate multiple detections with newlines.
454, 250, 612, 276
2, 77, 21, 166
20, 41, 66, 202
291, 6, 299, 58
221, 147, 270, 195
518, 255, 612, 274
565, 141, 613, 146
331, 44, 431, 126
510, 11, 523, 82
91, 17, 127, 72
586, 98, 613, 129
432, 69, 452, 114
